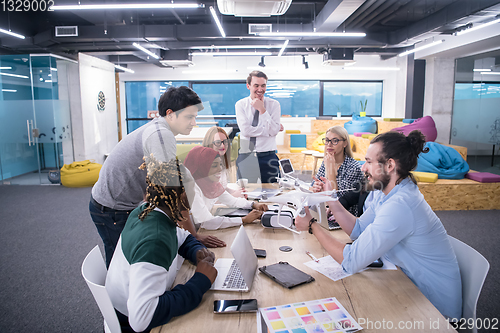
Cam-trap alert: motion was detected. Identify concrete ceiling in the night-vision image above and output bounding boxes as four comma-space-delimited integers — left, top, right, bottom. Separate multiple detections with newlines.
1, 0, 500, 67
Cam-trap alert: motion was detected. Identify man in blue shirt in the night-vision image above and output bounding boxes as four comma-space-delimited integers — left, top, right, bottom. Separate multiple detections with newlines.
296, 130, 462, 320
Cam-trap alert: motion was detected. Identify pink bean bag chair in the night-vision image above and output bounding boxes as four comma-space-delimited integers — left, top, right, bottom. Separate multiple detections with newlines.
392, 116, 437, 142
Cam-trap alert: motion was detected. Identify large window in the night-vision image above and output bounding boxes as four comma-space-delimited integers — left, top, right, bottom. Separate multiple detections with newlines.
125, 81, 188, 133
124, 80, 383, 133
267, 81, 320, 117
323, 81, 383, 117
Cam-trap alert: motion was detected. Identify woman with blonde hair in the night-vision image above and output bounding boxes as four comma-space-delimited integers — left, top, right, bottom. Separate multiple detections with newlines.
202, 126, 245, 198
312, 126, 364, 216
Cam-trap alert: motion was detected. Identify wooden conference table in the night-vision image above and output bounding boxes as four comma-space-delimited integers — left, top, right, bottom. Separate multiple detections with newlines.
153, 190, 456, 333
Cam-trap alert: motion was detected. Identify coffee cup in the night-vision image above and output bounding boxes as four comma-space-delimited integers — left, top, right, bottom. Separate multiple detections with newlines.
237, 178, 248, 188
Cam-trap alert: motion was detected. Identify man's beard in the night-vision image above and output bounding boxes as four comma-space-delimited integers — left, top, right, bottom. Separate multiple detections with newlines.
364, 171, 391, 191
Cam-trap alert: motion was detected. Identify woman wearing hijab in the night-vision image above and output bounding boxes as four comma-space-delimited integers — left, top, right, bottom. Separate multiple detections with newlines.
184, 146, 267, 230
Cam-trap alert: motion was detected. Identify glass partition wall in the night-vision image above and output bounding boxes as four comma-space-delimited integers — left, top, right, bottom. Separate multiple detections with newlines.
0, 54, 75, 185
452, 55, 500, 172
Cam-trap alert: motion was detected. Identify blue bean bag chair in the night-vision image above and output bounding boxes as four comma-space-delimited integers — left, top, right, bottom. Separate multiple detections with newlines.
415, 142, 469, 179
344, 115, 377, 134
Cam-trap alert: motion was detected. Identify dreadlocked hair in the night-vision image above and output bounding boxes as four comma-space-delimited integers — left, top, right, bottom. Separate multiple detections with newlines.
138, 155, 189, 222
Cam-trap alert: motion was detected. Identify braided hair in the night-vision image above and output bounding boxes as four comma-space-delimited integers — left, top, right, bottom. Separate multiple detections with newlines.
371, 130, 429, 185
138, 155, 190, 222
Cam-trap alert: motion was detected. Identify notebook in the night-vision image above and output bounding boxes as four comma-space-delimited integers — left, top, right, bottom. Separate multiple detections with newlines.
210, 225, 258, 292
311, 202, 341, 230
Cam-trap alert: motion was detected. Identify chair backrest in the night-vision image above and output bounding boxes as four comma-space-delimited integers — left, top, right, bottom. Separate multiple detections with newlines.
81, 246, 122, 333
448, 236, 490, 333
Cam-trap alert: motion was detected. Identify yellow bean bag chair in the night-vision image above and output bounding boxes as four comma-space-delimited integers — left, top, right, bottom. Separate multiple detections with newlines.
312, 133, 325, 152
60, 160, 102, 187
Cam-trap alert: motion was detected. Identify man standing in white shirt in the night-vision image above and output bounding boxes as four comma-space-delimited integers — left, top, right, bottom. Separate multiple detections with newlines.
235, 71, 283, 183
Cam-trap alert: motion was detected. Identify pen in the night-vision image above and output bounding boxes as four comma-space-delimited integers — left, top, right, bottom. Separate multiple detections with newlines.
306, 251, 319, 263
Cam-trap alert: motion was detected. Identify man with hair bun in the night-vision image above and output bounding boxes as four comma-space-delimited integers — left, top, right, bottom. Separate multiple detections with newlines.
295, 130, 462, 320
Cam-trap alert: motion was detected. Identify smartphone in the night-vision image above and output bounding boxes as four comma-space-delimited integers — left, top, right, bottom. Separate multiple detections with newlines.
254, 249, 267, 258
368, 258, 383, 268
214, 299, 258, 313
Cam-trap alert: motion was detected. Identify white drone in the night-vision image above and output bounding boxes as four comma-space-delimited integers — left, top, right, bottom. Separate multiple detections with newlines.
260, 177, 340, 234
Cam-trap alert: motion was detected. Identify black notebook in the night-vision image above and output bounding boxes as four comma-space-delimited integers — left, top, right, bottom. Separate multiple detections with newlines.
259, 262, 315, 289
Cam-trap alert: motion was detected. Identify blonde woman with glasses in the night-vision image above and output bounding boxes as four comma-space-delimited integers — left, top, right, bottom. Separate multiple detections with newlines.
202, 126, 246, 198
311, 126, 364, 216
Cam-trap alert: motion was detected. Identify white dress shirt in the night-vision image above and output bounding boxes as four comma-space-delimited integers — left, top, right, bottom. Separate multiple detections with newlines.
190, 182, 253, 230
235, 96, 281, 153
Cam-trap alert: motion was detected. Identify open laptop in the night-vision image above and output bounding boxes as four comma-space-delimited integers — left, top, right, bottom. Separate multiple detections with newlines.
310, 202, 341, 230
211, 225, 258, 292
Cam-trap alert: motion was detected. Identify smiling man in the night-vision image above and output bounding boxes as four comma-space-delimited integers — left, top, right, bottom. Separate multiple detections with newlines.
90, 86, 225, 268
235, 70, 283, 183
295, 130, 462, 320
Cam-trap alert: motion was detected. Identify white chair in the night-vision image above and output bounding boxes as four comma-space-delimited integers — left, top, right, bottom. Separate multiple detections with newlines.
448, 236, 490, 333
81, 245, 122, 333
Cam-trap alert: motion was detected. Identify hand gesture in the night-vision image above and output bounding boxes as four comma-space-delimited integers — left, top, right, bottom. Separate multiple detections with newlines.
252, 202, 268, 211
242, 209, 263, 224
279, 124, 284, 132
231, 188, 248, 199
294, 206, 313, 231
319, 176, 333, 192
311, 176, 324, 193
196, 248, 215, 265
251, 98, 266, 114
195, 258, 218, 284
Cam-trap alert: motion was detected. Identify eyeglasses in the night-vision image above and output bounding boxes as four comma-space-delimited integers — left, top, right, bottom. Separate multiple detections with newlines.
213, 139, 229, 147
322, 137, 345, 146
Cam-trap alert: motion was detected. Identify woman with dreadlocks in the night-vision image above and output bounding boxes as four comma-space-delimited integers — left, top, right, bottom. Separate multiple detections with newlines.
105, 156, 217, 333
183, 146, 267, 230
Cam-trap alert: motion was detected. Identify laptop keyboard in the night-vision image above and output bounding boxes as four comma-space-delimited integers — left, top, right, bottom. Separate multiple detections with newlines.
222, 260, 247, 289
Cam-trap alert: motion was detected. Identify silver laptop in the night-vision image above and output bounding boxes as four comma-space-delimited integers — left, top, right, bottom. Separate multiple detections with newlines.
211, 226, 258, 292
310, 202, 341, 230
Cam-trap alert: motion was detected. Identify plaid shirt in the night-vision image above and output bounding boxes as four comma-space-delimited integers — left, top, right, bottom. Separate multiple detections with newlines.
313, 156, 364, 216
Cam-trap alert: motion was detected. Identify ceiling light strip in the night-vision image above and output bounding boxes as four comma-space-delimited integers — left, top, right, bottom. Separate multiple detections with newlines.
259, 32, 365, 37
456, 18, 500, 36
2, 89, 17, 92
343, 67, 400, 71
0, 28, 25, 39
0, 72, 29, 79
115, 65, 135, 73
479, 72, 500, 75
398, 40, 444, 57
473, 69, 491, 72
52, 3, 203, 10
277, 40, 289, 57
133, 43, 160, 59
210, 6, 226, 38
193, 51, 273, 56
190, 45, 278, 49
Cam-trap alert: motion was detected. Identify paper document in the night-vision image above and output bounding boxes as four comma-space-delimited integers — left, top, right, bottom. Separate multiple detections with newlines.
304, 256, 352, 281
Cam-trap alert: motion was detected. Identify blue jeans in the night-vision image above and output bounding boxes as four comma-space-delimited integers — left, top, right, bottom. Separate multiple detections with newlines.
89, 196, 131, 268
